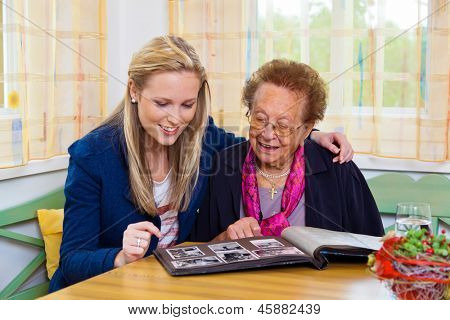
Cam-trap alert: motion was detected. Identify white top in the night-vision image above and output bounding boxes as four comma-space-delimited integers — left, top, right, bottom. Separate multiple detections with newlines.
153, 169, 179, 249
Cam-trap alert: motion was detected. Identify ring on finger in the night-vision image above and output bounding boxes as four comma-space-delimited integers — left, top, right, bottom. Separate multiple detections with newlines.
136, 237, 142, 248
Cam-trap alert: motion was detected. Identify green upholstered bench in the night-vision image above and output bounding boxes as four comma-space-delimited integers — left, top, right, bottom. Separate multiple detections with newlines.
367, 173, 450, 234
0, 188, 65, 300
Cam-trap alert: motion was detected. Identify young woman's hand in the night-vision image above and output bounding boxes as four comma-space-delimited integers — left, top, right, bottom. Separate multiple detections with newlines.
310, 131, 354, 163
214, 217, 262, 241
114, 221, 161, 268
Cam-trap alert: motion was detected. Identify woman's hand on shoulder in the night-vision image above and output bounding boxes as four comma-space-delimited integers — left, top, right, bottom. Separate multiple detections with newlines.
309, 131, 354, 164
214, 217, 262, 241
114, 221, 161, 268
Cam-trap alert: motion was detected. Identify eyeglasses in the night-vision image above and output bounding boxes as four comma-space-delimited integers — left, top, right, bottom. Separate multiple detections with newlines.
248, 115, 305, 137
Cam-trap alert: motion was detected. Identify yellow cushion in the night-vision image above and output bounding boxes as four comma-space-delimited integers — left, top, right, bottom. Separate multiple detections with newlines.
37, 209, 64, 279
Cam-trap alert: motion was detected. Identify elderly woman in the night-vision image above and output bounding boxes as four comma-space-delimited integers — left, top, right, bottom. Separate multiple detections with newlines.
192, 59, 384, 241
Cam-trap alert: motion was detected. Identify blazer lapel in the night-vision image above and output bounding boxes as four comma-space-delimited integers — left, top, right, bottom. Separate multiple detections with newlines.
225, 141, 250, 220
304, 140, 330, 228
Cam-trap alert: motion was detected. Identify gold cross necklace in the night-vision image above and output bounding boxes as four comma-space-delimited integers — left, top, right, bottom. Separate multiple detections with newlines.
254, 162, 290, 200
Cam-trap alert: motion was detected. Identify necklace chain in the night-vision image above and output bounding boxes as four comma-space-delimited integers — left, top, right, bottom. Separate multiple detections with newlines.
253, 161, 289, 200
254, 162, 290, 179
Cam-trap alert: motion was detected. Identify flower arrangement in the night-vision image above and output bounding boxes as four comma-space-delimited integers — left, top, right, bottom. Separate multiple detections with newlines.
368, 229, 450, 300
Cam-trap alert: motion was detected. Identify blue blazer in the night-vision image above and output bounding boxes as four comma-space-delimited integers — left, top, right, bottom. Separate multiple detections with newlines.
49, 117, 244, 292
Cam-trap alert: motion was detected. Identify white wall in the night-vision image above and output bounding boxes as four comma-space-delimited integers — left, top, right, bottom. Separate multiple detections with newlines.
107, 0, 168, 112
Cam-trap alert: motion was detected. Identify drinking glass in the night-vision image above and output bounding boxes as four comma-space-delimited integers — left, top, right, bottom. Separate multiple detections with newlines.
395, 202, 432, 236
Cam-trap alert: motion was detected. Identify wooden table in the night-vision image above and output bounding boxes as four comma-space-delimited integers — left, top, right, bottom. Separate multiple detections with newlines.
41, 255, 391, 300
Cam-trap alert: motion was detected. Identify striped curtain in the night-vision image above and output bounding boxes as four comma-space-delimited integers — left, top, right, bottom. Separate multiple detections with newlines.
169, 0, 449, 161
0, 0, 107, 169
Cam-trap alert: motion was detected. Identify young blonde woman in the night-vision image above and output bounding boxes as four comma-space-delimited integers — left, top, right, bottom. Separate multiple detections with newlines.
49, 36, 354, 292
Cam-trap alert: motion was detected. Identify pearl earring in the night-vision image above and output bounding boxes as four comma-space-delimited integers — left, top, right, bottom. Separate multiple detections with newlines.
131, 97, 136, 104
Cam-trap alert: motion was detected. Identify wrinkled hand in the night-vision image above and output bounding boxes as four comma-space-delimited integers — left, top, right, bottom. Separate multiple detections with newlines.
114, 221, 161, 267
217, 217, 262, 241
310, 131, 354, 163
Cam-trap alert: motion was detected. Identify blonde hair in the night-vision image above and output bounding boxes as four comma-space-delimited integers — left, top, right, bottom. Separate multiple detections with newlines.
101, 36, 209, 216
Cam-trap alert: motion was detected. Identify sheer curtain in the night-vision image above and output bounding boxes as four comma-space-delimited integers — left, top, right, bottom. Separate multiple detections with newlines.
169, 0, 449, 161
0, 0, 107, 168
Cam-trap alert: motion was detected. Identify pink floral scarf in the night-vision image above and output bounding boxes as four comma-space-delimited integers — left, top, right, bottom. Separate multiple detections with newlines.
241, 145, 306, 236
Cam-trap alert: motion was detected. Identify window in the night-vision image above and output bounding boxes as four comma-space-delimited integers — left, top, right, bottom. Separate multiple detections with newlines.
170, 0, 449, 161
0, 0, 107, 169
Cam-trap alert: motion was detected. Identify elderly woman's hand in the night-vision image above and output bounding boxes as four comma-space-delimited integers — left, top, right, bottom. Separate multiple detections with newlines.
214, 217, 262, 241
114, 221, 161, 268
309, 131, 354, 163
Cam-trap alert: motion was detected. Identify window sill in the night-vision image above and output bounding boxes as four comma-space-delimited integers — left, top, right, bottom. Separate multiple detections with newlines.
0, 155, 69, 181
354, 154, 450, 174
0, 153, 448, 182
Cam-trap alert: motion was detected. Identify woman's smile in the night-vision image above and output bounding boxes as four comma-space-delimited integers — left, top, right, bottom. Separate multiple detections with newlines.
158, 124, 180, 136
256, 141, 280, 153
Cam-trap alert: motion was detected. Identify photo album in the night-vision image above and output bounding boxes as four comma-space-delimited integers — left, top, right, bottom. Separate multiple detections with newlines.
154, 226, 383, 276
